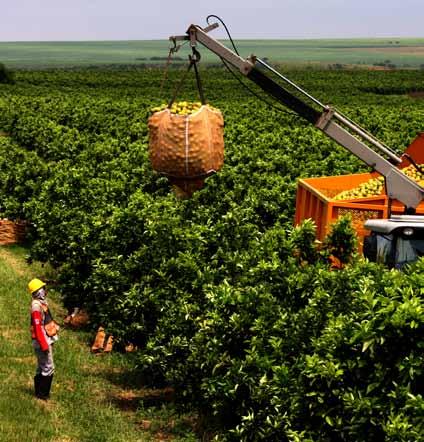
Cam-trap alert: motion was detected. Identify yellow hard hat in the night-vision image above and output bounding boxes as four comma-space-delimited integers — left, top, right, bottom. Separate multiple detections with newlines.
28, 278, 46, 294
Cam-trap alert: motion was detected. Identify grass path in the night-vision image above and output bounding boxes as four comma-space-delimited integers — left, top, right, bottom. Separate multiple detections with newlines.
0, 246, 196, 442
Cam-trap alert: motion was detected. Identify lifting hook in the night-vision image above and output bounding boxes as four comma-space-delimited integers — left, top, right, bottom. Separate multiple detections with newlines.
189, 47, 201, 64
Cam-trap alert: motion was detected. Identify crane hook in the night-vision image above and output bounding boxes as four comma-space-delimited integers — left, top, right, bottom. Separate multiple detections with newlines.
189, 46, 201, 63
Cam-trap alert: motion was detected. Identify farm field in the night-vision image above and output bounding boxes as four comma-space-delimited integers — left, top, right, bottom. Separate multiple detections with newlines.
1, 38, 424, 68
1, 66, 424, 440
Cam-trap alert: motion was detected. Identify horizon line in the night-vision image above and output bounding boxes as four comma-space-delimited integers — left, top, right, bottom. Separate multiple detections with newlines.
1, 36, 424, 44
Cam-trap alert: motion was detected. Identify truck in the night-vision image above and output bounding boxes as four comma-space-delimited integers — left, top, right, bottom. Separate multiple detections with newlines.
169, 20, 424, 267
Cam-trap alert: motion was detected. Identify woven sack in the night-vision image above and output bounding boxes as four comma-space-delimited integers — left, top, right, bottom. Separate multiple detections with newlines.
148, 105, 224, 195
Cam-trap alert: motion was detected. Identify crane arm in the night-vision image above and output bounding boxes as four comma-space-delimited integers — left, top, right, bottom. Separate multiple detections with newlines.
170, 24, 424, 211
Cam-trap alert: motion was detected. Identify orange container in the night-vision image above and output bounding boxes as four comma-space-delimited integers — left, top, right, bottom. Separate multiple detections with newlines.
295, 133, 424, 249
399, 132, 424, 167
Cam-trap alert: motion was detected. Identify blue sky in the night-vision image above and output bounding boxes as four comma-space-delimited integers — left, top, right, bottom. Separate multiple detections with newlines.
2, 0, 424, 41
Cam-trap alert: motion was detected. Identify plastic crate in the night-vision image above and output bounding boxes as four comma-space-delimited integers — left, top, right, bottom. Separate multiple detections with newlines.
295, 133, 424, 249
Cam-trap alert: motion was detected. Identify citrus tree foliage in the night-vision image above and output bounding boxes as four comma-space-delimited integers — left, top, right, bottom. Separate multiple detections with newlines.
0, 63, 14, 84
1, 68, 424, 440
323, 214, 358, 265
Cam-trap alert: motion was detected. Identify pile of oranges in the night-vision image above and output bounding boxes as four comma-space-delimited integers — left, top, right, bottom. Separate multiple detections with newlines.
150, 101, 220, 116
334, 164, 424, 200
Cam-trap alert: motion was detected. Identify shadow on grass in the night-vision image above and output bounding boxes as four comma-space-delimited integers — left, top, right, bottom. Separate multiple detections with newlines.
98, 367, 200, 440
19, 384, 35, 398
86, 354, 173, 411
110, 387, 174, 412
101, 362, 150, 390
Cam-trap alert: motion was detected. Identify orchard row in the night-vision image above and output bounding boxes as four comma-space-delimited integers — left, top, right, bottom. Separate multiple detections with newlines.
1, 67, 424, 440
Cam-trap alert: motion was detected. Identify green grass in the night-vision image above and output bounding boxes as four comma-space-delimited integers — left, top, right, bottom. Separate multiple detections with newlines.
0, 245, 197, 442
1, 38, 424, 69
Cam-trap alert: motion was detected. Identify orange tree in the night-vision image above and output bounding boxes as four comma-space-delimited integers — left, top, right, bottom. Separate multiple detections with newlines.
0, 68, 424, 440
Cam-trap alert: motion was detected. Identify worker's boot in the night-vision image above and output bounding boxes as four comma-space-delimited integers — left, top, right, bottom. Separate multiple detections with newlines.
38, 374, 53, 400
34, 374, 42, 398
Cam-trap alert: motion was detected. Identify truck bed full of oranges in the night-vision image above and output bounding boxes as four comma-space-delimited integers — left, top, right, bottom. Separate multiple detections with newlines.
333, 164, 424, 200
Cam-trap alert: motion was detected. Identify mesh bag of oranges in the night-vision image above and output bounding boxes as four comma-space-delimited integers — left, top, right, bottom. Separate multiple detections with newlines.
148, 101, 224, 197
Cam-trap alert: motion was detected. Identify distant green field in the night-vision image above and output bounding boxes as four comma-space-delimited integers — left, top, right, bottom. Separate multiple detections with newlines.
1, 38, 424, 69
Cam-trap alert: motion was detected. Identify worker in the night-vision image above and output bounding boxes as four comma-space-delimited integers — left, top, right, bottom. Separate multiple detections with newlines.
29, 278, 59, 400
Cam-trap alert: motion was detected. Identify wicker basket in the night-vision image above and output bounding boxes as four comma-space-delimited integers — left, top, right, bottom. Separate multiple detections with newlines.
0, 219, 28, 245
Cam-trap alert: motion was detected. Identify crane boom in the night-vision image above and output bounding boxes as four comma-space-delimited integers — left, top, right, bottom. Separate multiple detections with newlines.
170, 24, 424, 211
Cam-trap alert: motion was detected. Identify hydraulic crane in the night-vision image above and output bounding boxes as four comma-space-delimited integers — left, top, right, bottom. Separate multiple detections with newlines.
169, 21, 424, 267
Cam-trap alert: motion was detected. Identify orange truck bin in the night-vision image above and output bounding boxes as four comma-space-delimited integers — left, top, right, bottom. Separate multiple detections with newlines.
295, 133, 424, 250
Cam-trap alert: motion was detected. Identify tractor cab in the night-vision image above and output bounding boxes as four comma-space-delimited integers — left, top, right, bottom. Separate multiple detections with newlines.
364, 215, 424, 268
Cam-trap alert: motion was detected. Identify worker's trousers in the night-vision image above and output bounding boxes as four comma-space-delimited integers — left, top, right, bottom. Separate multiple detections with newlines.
33, 343, 55, 377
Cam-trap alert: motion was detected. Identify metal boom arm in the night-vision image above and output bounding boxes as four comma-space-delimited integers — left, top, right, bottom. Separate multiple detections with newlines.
170, 24, 424, 210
